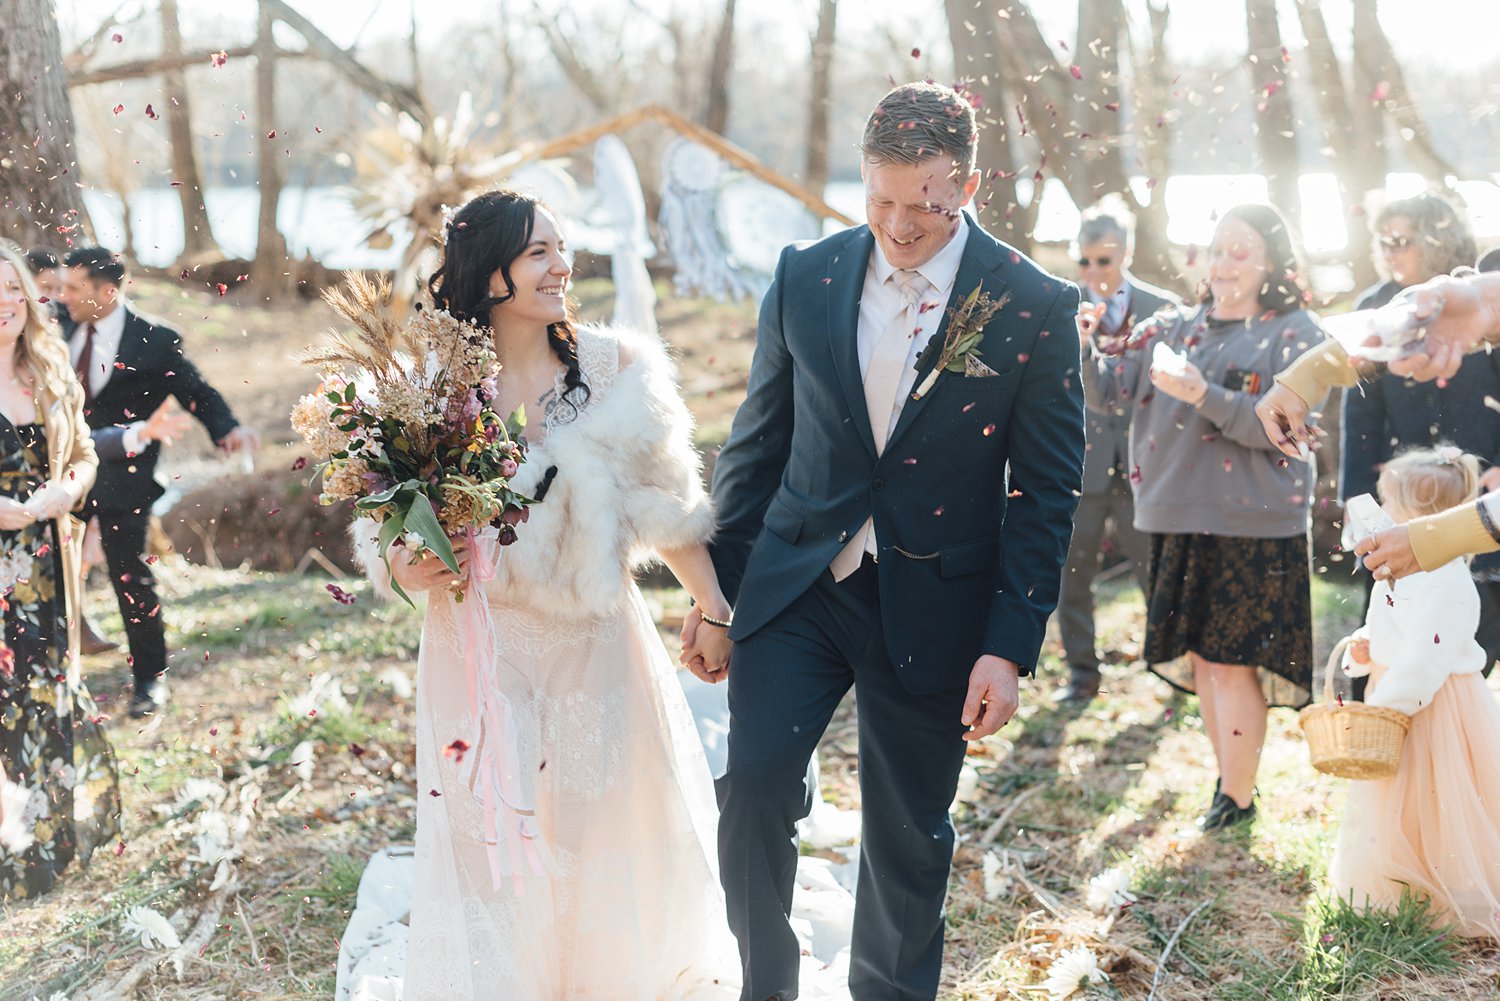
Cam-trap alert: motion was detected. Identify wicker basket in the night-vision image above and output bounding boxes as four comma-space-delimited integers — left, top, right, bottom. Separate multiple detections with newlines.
1298, 637, 1411, 780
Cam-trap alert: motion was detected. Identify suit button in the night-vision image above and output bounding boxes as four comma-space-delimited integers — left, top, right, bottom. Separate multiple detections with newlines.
838, 530, 849, 542
872, 478, 886, 490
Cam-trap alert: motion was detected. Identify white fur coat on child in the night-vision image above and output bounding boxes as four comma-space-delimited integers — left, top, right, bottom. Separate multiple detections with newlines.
1343, 557, 1486, 715
351, 324, 714, 616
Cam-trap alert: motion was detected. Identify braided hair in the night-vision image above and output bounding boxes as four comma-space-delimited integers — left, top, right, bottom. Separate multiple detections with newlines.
428, 190, 589, 412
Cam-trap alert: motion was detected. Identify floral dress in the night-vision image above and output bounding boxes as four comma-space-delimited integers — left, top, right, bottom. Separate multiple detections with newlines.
0, 416, 120, 900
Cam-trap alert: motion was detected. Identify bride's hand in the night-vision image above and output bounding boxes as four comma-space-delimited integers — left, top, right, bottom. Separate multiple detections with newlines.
389, 541, 470, 592
686, 622, 732, 685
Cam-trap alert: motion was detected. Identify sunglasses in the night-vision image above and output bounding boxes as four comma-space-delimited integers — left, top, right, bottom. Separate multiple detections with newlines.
1378, 235, 1413, 252
1077, 256, 1114, 268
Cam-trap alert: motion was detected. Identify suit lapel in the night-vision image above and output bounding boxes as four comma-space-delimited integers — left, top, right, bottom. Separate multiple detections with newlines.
825, 228, 878, 459
100, 311, 149, 401
886, 219, 1009, 452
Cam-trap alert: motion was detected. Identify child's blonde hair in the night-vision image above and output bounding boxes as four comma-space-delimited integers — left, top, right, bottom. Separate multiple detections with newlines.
1377, 445, 1481, 518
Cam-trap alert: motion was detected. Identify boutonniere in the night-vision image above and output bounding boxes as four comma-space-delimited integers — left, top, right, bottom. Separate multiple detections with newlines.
911, 285, 1011, 400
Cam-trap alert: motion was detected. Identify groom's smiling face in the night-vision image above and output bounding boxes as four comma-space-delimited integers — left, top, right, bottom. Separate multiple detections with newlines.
862, 156, 980, 270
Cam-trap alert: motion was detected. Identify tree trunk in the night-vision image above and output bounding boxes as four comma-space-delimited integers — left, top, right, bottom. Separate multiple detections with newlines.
1074, 0, 1128, 203
251, 0, 288, 295
703, 0, 736, 135
159, 0, 220, 264
1349, 0, 1389, 204
804, 0, 837, 196
944, 0, 1033, 253
1295, 0, 1378, 292
1354, 0, 1464, 182
1244, 0, 1301, 232
0, 0, 93, 248
1125, 0, 1177, 289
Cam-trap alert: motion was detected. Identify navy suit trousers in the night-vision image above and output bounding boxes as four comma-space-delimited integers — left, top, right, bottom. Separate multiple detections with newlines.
717, 557, 970, 1001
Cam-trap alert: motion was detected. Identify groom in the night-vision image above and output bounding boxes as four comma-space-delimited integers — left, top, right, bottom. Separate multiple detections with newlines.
692, 83, 1085, 1000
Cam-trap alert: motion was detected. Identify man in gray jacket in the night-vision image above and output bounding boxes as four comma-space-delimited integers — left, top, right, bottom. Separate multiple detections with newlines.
1055, 202, 1179, 702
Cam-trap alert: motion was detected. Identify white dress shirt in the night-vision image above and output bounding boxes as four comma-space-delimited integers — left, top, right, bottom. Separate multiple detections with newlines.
852, 221, 970, 556
70, 302, 149, 454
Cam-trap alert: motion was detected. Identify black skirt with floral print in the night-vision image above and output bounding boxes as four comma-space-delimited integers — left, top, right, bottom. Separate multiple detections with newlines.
0, 419, 121, 900
1144, 531, 1314, 709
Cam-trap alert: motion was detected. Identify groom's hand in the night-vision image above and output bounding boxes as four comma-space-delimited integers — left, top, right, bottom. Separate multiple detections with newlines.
961, 655, 1020, 741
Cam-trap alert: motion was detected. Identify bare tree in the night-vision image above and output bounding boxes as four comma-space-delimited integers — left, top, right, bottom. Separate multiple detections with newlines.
944, 0, 1033, 253
0, 0, 93, 248
1294, 0, 1378, 291
804, 0, 837, 194
703, 0, 737, 135
1352, 0, 1463, 181
1125, 0, 1176, 284
1245, 0, 1300, 231
1074, 0, 1127, 201
251, 0, 289, 293
159, 0, 220, 264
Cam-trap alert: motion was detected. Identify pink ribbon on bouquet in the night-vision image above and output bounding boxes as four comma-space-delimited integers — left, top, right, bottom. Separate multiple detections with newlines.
457, 526, 546, 894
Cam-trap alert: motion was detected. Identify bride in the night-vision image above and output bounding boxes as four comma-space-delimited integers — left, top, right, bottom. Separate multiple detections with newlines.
352, 189, 738, 998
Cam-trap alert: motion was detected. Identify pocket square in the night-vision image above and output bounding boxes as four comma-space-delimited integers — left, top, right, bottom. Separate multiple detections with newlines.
963, 354, 1001, 378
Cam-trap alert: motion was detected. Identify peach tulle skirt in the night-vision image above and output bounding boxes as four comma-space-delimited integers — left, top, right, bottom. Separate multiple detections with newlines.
1330, 673, 1500, 940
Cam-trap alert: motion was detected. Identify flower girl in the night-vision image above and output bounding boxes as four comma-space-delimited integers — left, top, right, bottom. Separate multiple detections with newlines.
1333, 446, 1500, 939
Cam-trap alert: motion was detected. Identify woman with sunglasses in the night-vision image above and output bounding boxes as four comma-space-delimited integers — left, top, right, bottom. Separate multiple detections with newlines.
1339, 193, 1500, 679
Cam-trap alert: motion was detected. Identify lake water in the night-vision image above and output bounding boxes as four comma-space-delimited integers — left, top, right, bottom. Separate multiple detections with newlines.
83, 171, 1500, 292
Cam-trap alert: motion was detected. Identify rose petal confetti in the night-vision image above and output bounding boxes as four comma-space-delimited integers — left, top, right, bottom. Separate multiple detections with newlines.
444, 739, 470, 764
326, 583, 356, 605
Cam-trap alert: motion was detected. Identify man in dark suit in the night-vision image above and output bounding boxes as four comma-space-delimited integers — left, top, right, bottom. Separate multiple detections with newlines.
690, 83, 1084, 1001
58, 248, 259, 717
1054, 202, 1180, 702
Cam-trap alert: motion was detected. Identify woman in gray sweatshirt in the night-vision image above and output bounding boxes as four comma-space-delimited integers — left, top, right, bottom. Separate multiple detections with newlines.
1082, 203, 1327, 832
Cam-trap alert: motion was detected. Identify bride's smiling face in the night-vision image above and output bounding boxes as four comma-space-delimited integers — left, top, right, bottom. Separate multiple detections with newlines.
490, 208, 572, 330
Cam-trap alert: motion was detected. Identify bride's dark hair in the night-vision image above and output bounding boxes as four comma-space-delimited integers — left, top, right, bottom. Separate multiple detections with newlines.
428, 189, 589, 411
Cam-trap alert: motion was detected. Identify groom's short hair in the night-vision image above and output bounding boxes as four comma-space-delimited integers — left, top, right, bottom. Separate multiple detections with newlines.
860, 83, 978, 176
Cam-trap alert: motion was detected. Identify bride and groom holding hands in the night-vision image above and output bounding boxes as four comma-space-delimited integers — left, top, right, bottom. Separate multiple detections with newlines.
356, 81, 1084, 1000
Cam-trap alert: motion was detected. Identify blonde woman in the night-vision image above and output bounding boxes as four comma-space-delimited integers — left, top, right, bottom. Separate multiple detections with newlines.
0, 240, 119, 900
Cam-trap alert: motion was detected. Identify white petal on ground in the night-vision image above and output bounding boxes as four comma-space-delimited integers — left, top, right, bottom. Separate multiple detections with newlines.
953, 763, 980, 804
170, 777, 228, 814
982, 851, 1012, 901
1085, 865, 1137, 912
291, 740, 317, 783
121, 906, 183, 950
0, 778, 34, 854
1040, 946, 1109, 1000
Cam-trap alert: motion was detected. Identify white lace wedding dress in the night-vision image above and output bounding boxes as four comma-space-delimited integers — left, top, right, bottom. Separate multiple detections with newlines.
355, 326, 738, 1000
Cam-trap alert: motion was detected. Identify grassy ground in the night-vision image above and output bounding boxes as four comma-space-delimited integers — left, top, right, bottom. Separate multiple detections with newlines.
3, 276, 1499, 998
3, 567, 1496, 999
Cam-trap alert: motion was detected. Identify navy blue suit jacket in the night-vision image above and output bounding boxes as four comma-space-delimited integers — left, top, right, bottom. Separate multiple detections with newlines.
709, 217, 1085, 693
67, 309, 240, 513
